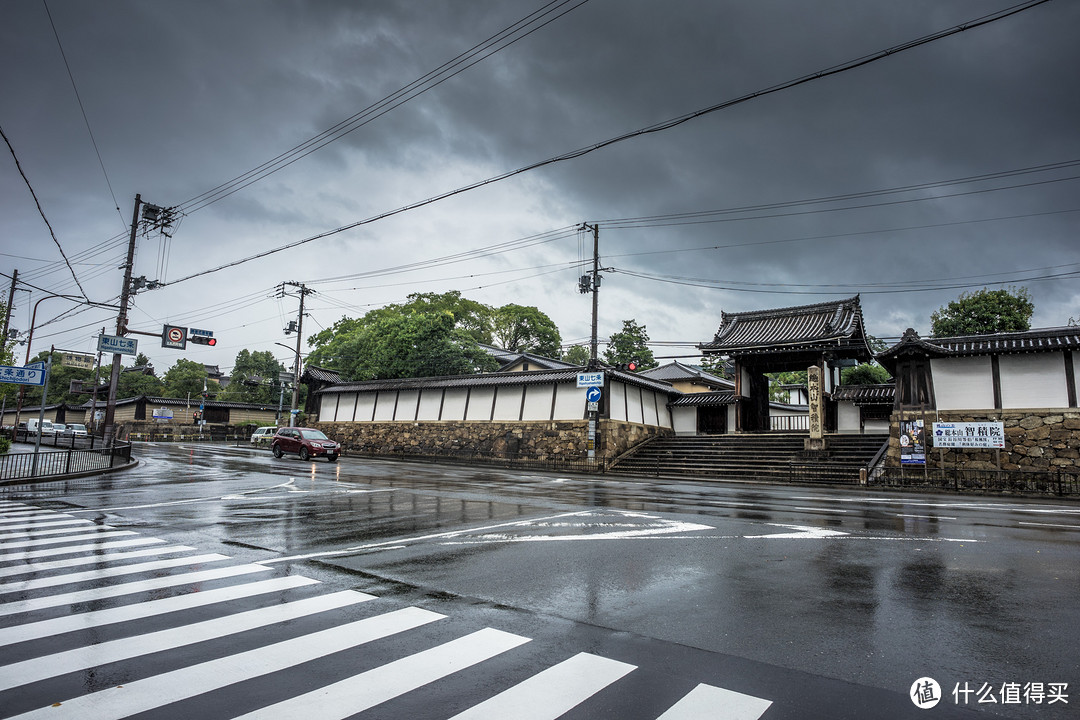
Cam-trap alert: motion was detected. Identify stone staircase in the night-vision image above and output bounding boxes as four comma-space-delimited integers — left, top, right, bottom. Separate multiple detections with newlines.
609, 433, 889, 484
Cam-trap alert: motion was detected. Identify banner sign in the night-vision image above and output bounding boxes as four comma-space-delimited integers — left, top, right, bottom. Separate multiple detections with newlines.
59, 352, 95, 370
900, 419, 926, 465
932, 421, 1005, 449
152, 407, 174, 420
577, 372, 604, 388
0, 365, 46, 386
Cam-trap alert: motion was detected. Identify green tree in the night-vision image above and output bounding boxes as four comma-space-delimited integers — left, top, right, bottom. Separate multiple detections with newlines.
562, 344, 591, 366
698, 355, 732, 379
603, 320, 657, 370
841, 363, 891, 385
18, 350, 94, 407
227, 350, 285, 404
492, 304, 562, 357
930, 286, 1034, 337
767, 370, 807, 402
396, 291, 494, 344
118, 368, 164, 398
161, 359, 217, 399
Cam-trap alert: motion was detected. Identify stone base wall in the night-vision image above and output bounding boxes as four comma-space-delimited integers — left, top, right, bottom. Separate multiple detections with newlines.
887, 409, 1080, 471
315, 419, 673, 462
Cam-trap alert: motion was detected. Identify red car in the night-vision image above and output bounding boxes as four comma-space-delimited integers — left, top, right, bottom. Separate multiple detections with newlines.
271, 427, 341, 462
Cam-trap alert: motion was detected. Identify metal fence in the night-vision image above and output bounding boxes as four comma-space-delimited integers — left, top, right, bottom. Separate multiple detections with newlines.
0, 442, 133, 483
871, 467, 1080, 496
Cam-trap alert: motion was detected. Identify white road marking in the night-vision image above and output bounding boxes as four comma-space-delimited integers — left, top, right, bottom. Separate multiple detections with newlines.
0, 537, 165, 563
0, 523, 109, 539
0, 519, 91, 533
0, 553, 230, 594
8, 606, 445, 719
447, 652, 636, 720
1018, 521, 1080, 530
0, 529, 136, 549
0, 575, 321, 647
744, 524, 849, 539
236, 628, 530, 720
0, 511, 69, 524
0, 545, 195, 580
897, 514, 958, 520
0, 563, 271, 617
0, 590, 372, 691
655, 683, 772, 720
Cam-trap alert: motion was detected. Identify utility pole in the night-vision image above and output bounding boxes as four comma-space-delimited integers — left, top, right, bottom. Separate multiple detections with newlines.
102, 194, 141, 447
278, 281, 314, 422
2, 269, 17, 343
579, 223, 601, 368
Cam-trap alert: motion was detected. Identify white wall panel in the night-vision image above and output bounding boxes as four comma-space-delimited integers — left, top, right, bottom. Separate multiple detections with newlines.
522, 384, 555, 421
373, 391, 398, 421
417, 389, 443, 421
1000, 353, 1068, 409
837, 402, 860, 434
931, 356, 994, 410
492, 386, 524, 421
672, 407, 696, 435
335, 393, 357, 422
394, 390, 420, 421
441, 388, 468, 421
627, 385, 644, 424
609, 383, 627, 422
319, 394, 337, 421
466, 387, 495, 421
641, 390, 658, 426
553, 383, 584, 419
355, 393, 376, 422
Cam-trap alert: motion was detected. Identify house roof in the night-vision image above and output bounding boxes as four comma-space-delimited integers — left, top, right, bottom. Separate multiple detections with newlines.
639, 361, 734, 390
75, 395, 279, 411
318, 366, 680, 397
831, 383, 895, 405
876, 326, 1080, 373
668, 391, 735, 407
698, 296, 871, 360
301, 365, 343, 384
475, 344, 578, 371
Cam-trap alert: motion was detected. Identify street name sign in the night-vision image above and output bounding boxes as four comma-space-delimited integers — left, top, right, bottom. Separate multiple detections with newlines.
99, 334, 138, 355
0, 365, 46, 386
577, 371, 604, 388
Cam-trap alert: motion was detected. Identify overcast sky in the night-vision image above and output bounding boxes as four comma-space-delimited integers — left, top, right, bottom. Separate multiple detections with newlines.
2, 0, 1078, 376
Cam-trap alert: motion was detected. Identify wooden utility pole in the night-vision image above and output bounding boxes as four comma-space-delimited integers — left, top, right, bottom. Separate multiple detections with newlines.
579, 222, 600, 367
2, 269, 17, 342
102, 194, 141, 447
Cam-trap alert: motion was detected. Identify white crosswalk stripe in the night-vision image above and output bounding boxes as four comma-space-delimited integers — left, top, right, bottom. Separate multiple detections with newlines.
0, 529, 137, 550
0, 519, 92, 533
0, 503, 774, 720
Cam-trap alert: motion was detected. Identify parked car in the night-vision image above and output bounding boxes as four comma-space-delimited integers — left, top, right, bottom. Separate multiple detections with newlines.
51, 423, 67, 436
63, 423, 88, 437
250, 426, 278, 446
271, 427, 340, 462
26, 419, 54, 436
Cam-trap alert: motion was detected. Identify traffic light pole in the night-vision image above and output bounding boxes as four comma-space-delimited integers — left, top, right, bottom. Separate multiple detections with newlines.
103, 194, 141, 448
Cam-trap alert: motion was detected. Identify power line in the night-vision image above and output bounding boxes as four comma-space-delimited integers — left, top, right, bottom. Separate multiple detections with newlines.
154, 0, 1055, 290
0, 124, 91, 301
42, 0, 127, 228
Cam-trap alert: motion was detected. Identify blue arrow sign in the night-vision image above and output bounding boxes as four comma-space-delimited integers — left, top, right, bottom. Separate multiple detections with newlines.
586, 386, 602, 403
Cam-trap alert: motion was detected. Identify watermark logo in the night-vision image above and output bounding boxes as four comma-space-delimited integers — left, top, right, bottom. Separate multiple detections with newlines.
911, 677, 942, 709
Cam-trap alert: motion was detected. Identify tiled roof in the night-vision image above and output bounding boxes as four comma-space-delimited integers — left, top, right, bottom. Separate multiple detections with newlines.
669, 391, 734, 407
831, 383, 895, 404
301, 366, 343, 384
75, 395, 278, 411
640, 361, 734, 389
699, 296, 870, 356
877, 326, 1080, 371
496, 353, 579, 371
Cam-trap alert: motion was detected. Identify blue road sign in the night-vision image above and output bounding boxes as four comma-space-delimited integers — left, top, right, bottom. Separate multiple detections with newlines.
0, 365, 46, 386
586, 386, 602, 403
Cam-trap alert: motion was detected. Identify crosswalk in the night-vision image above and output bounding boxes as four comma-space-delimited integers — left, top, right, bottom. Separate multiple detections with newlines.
0, 500, 774, 719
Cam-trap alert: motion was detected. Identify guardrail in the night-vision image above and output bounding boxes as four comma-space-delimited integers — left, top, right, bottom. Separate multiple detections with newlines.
0, 442, 132, 482
871, 467, 1079, 496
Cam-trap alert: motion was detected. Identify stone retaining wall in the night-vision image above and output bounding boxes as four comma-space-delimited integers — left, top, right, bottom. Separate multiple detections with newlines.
315, 419, 672, 462
888, 409, 1080, 471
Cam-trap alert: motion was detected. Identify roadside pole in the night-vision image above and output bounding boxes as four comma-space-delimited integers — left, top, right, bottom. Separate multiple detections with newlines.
103, 194, 141, 448
30, 349, 53, 477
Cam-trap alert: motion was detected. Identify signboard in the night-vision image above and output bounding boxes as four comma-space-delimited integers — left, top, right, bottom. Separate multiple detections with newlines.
807, 366, 823, 440
99, 333, 138, 355
0, 365, 46, 386
189, 327, 213, 337
585, 386, 602, 403
577, 371, 604, 388
932, 422, 1005, 449
59, 352, 95, 370
152, 407, 174, 421
900, 419, 926, 465
161, 324, 187, 350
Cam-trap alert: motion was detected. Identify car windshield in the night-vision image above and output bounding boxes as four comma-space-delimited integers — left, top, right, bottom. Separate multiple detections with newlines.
300, 430, 329, 441
70, 425, 86, 431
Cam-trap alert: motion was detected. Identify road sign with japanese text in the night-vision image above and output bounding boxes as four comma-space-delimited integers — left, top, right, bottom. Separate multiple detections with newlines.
0, 365, 46, 386
98, 334, 138, 355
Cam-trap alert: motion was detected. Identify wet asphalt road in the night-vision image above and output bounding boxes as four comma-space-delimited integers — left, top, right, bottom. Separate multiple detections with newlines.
1, 441, 1077, 719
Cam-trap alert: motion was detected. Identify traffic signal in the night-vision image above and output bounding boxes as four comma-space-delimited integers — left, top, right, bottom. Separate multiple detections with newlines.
189, 335, 217, 346
615, 361, 639, 372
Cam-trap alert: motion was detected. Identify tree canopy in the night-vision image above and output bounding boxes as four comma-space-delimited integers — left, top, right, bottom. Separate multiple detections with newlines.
841, 363, 891, 385
603, 319, 657, 370
225, 349, 285, 404
307, 292, 567, 380
492, 304, 562, 358
161, 359, 216, 399
562, 344, 591, 366
930, 286, 1034, 337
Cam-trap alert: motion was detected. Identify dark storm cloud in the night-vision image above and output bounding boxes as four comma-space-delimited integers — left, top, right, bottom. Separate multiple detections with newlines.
2, 0, 1078, 367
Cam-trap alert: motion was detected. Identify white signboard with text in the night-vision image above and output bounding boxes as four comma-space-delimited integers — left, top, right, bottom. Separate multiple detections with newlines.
932, 422, 1005, 449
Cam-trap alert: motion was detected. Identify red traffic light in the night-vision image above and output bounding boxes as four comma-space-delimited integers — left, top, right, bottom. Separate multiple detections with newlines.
189, 335, 217, 346
627, 361, 637, 371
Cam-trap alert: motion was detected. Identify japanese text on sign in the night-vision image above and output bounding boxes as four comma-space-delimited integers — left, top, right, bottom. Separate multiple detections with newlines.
932, 422, 1005, 449
0, 365, 46, 386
